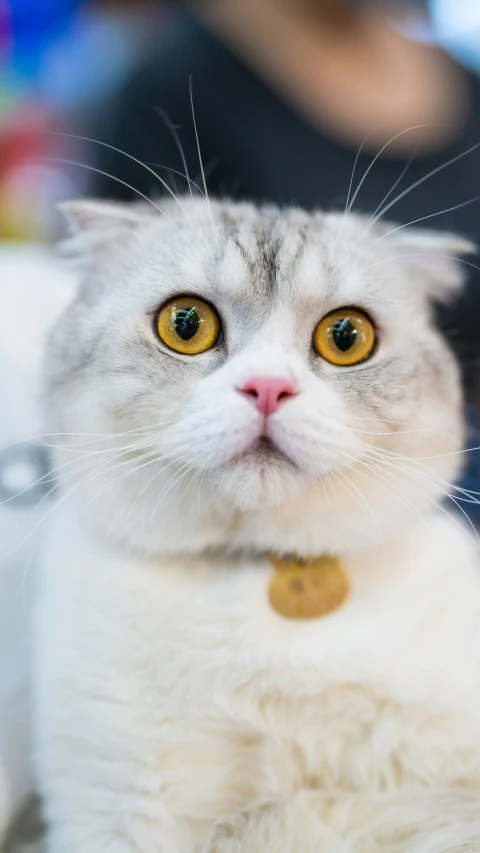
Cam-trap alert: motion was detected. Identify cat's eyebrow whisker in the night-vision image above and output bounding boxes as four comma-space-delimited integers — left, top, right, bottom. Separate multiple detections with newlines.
45, 131, 204, 248
334, 132, 370, 253
337, 192, 480, 279
41, 156, 200, 261
189, 77, 216, 235
332, 144, 417, 272
345, 123, 438, 218
331, 135, 480, 281
146, 160, 205, 199
155, 108, 200, 208
358, 252, 480, 279
363, 153, 416, 232
343, 134, 368, 218
366, 193, 480, 251
369, 138, 480, 228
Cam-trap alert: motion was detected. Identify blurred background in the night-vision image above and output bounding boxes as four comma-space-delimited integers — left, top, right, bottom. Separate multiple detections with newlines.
0, 0, 478, 240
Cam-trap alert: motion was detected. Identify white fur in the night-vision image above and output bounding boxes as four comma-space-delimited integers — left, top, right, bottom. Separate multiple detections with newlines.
33, 199, 480, 852
36, 505, 480, 852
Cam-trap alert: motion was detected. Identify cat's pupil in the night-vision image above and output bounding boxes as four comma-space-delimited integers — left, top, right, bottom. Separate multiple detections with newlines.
174, 308, 200, 341
332, 319, 357, 352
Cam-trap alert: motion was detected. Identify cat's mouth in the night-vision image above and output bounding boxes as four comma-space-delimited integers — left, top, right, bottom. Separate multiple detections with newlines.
241, 435, 292, 464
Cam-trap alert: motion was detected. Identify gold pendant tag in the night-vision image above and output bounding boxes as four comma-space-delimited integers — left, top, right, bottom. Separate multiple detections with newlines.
268, 554, 349, 620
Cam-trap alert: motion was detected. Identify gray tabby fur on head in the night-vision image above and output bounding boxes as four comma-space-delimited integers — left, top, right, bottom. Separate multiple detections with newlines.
44, 197, 473, 559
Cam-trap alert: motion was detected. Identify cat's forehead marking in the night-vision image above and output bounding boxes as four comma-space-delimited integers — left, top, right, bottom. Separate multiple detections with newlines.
211, 212, 313, 302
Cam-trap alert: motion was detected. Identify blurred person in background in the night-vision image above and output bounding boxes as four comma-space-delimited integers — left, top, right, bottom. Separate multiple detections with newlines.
93, 0, 480, 407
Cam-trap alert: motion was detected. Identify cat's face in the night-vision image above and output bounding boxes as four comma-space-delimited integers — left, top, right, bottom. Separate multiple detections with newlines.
45, 199, 471, 557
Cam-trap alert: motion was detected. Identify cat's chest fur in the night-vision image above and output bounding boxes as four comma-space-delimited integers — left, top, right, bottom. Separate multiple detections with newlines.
37, 505, 480, 822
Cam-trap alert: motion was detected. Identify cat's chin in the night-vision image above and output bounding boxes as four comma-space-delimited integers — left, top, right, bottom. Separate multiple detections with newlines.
210, 450, 308, 510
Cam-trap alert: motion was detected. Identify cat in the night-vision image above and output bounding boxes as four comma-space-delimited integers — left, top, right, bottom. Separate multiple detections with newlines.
33, 195, 480, 852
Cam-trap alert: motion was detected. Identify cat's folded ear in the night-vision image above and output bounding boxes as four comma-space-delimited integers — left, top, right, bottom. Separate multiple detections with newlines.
58, 199, 148, 264
391, 227, 477, 303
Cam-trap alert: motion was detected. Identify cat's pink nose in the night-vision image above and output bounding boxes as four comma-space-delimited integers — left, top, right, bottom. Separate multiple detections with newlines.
237, 377, 296, 417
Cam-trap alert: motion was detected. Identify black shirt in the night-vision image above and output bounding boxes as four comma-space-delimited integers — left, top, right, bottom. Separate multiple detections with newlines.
95, 12, 480, 394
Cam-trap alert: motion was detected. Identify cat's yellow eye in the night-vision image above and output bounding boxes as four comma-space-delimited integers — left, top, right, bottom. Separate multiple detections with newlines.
156, 297, 221, 355
313, 308, 375, 366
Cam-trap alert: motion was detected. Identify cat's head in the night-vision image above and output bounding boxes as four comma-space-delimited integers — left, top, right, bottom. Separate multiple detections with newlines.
45, 198, 473, 557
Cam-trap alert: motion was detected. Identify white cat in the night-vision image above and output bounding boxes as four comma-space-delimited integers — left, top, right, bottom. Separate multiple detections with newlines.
34, 197, 480, 852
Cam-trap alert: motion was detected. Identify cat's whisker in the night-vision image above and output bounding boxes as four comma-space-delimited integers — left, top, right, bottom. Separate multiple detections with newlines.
0, 429, 174, 507
330, 135, 480, 281
360, 446, 480, 547
346, 124, 435, 218
361, 453, 480, 549
366, 193, 480, 251
114, 454, 191, 527
331, 467, 381, 532
357, 252, 480, 278
196, 467, 209, 512
364, 446, 476, 507
9, 445, 189, 580
329, 466, 391, 572
0, 443, 128, 509
0, 422, 167, 453
46, 131, 205, 243
155, 108, 200, 208
41, 156, 201, 260
8, 452, 121, 581
86, 446, 189, 509
37, 431, 163, 457
369, 138, 480, 228
333, 133, 370, 252
148, 462, 194, 525
189, 77, 216, 235
362, 152, 416, 233
328, 124, 437, 276
352, 426, 449, 437
343, 134, 368, 217
145, 160, 206, 199
173, 467, 202, 513
361, 439, 480, 472
365, 452, 480, 515
342, 455, 431, 529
